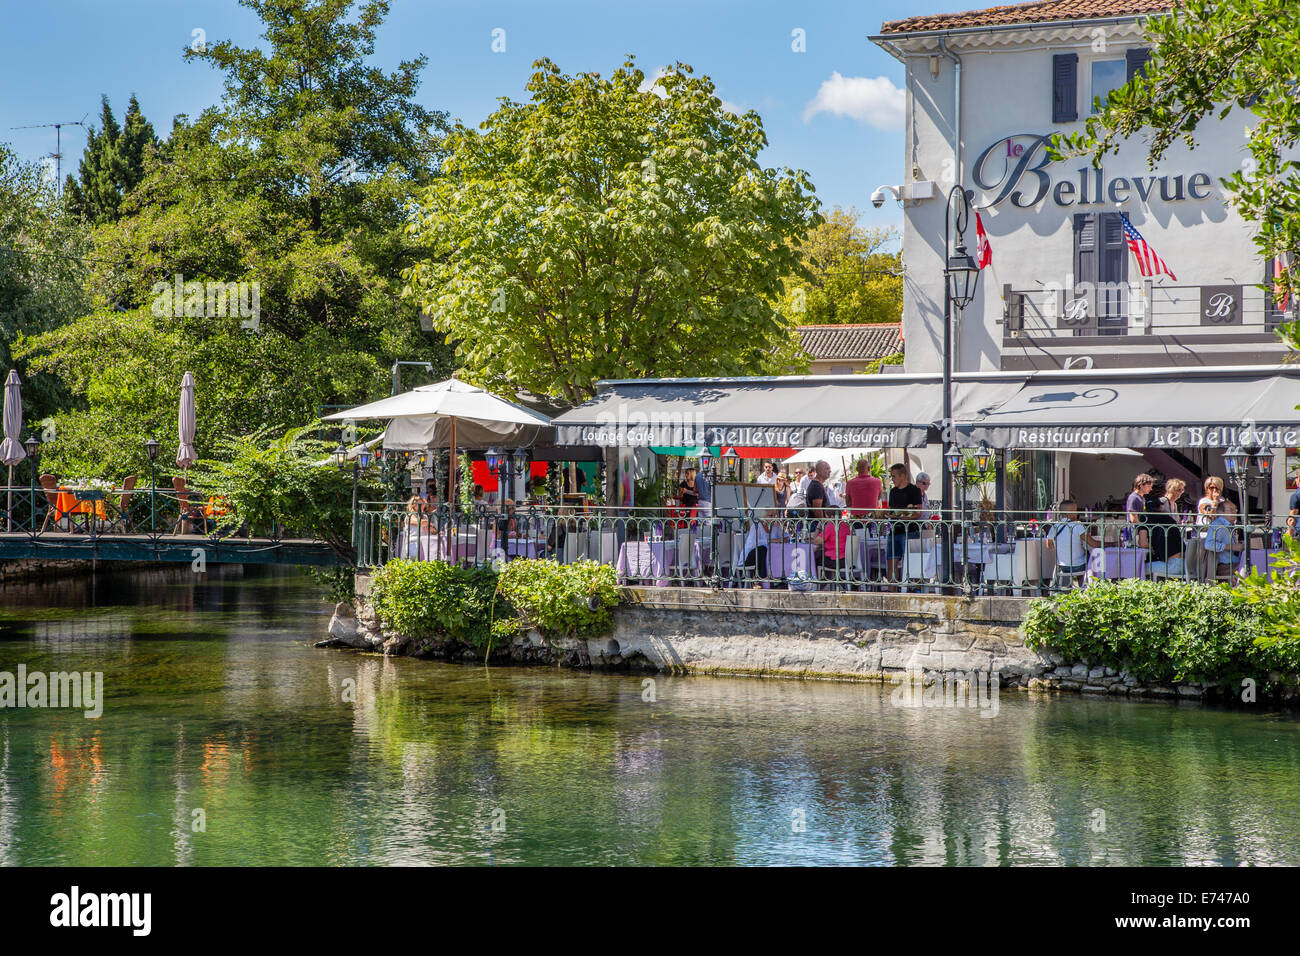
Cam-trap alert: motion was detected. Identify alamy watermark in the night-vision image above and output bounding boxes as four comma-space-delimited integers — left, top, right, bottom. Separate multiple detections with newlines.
890, 668, 1000, 718
150, 273, 260, 330
0, 665, 103, 718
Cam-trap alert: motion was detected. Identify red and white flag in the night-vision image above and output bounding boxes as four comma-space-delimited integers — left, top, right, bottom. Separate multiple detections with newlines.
1119, 213, 1177, 281
975, 211, 992, 270
1273, 251, 1294, 311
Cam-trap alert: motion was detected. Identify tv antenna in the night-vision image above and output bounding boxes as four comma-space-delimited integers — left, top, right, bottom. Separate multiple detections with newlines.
9, 115, 89, 192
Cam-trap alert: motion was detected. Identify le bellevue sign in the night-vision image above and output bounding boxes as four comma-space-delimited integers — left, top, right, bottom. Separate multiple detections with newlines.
973, 133, 1215, 209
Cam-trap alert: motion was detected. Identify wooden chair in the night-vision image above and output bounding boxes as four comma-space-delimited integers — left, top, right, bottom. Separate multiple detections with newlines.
38, 474, 64, 531
111, 476, 137, 532
171, 476, 208, 535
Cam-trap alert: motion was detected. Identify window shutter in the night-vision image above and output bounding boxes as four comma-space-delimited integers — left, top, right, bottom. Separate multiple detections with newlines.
1073, 213, 1098, 286
1125, 47, 1152, 83
1053, 53, 1078, 123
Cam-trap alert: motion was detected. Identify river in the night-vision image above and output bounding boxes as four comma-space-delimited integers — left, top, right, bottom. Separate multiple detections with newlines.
0, 565, 1297, 866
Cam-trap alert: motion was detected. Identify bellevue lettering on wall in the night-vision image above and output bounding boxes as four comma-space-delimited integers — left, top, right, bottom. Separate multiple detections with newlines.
973, 134, 1215, 210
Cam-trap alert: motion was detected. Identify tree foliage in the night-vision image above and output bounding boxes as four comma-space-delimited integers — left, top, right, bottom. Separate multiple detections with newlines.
403, 57, 821, 403
1053, 0, 1300, 347
0, 145, 89, 425
64, 95, 159, 225
16, 0, 453, 478
775, 207, 902, 327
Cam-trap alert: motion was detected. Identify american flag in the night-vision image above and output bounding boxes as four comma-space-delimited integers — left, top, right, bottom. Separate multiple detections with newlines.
1119, 213, 1177, 281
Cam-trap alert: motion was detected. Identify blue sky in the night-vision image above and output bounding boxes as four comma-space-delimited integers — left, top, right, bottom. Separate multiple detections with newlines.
0, 0, 978, 238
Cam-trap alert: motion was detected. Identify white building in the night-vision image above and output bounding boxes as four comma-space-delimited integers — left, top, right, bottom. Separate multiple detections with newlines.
871, 0, 1297, 513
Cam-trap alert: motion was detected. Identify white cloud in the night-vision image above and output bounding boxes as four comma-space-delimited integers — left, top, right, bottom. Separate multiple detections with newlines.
639, 66, 670, 99
802, 72, 905, 129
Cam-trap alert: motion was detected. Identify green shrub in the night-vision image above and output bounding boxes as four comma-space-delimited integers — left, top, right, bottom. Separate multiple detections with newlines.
1023, 580, 1280, 684
1233, 535, 1300, 667
497, 559, 621, 640
369, 559, 515, 648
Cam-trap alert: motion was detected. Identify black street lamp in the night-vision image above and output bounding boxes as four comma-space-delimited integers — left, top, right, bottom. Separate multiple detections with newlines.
698, 448, 722, 587
941, 185, 982, 591
145, 437, 160, 535
24, 435, 39, 535
1226, 442, 1273, 534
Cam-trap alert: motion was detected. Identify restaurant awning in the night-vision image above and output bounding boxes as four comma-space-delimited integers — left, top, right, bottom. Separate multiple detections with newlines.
954, 366, 1300, 450
553, 376, 941, 448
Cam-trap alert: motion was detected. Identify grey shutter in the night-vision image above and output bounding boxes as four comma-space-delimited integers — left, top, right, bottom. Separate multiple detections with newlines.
1073, 213, 1098, 286
1098, 213, 1129, 332
1053, 53, 1078, 122
1125, 47, 1151, 83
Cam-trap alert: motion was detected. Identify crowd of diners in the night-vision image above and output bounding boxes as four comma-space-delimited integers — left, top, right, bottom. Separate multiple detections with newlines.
385, 457, 1299, 590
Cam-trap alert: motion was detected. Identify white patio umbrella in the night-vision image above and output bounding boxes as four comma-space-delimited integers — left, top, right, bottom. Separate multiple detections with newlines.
782, 446, 880, 479
176, 372, 198, 468
1, 371, 26, 531
324, 379, 552, 502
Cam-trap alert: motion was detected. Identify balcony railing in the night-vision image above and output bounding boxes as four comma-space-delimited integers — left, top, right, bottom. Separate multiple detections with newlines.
1003, 281, 1295, 338
354, 502, 1298, 596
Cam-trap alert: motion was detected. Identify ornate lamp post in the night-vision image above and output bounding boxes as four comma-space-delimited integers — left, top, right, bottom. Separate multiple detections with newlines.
24, 434, 39, 534
941, 185, 982, 590
1225, 442, 1272, 537
145, 437, 160, 535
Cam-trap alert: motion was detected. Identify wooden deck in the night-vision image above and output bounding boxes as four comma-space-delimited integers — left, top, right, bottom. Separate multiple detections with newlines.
0, 532, 348, 567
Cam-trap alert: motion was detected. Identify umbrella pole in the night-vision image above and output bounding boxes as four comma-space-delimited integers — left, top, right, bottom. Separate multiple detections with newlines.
6, 464, 12, 532
448, 417, 457, 509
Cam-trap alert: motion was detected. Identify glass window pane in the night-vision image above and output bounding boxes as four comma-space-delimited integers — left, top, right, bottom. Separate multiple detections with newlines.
1091, 59, 1126, 112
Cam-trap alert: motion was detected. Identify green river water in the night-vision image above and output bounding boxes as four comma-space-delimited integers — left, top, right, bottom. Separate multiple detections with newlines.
0, 565, 1297, 866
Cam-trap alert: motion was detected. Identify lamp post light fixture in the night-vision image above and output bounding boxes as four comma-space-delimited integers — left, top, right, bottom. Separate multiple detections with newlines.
1225, 442, 1273, 533
721, 447, 739, 479
24, 435, 39, 535
145, 437, 160, 535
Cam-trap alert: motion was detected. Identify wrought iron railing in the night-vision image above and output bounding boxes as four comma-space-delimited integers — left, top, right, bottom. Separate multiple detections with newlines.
353, 502, 1298, 595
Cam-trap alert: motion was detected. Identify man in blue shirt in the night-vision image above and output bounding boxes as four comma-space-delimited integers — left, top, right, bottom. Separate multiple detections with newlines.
1288, 480, 1300, 535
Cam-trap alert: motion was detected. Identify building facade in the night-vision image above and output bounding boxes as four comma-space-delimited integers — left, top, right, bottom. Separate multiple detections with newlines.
872, 0, 1298, 513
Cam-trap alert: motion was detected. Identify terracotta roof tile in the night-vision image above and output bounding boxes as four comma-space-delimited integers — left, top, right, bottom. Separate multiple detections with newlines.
879, 0, 1173, 35
797, 324, 903, 361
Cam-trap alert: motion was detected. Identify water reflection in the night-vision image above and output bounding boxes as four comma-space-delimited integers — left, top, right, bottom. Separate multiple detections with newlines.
0, 566, 1297, 865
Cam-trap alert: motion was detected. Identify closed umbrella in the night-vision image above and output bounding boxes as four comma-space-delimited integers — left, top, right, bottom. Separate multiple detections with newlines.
1, 371, 26, 531
176, 372, 197, 468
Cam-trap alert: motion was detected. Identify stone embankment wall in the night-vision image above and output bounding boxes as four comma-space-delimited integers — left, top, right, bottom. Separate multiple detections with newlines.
328, 582, 1221, 699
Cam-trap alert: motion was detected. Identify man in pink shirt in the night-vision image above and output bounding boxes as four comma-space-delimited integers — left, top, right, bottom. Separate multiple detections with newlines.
845, 458, 882, 516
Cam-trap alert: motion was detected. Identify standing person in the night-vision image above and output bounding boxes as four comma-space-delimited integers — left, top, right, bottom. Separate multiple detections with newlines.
845, 458, 882, 516
755, 461, 777, 485
695, 463, 712, 518
1125, 473, 1153, 548
884, 463, 923, 584
804, 461, 832, 514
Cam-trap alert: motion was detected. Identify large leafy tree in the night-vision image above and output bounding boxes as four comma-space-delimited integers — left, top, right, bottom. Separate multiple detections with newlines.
403, 58, 821, 404
0, 145, 89, 424
17, 0, 453, 478
1054, 0, 1300, 346
775, 207, 902, 326
64, 95, 159, 225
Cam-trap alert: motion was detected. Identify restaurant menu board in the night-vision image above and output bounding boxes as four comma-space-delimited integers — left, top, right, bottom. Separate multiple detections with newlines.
713, 482, 778, 519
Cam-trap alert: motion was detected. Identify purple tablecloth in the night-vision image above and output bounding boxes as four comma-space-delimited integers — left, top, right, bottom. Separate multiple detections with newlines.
1239, 548, 1280, 579
1087, 547, 1146, 580
616, 541, 703, 586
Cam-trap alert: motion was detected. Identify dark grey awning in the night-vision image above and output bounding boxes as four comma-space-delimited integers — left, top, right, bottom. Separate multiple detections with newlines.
955, 368, 1300, 449
553, 376, 942, 448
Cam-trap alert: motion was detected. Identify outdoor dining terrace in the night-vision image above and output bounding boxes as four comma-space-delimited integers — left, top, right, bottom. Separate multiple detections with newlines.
353, 501, 1297, 595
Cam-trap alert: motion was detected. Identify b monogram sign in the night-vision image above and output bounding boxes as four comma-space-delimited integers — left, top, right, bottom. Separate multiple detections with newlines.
1200, 285, 1243, 326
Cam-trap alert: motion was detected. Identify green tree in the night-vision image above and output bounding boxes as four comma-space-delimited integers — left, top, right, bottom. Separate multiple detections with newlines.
17, 0, 453, 478
64, 95, 159, 225
776, 207, 902, 326
0, 144, 89, 425
1053, 0, 1300, 347
403, 58, 821, 404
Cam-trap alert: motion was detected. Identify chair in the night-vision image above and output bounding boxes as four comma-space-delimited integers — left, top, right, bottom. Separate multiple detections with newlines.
38, 474, 64, 531
111, 476, 137, 532
902, 537, 938, 590
674, 528, 700, 580
171, 476, 209, 535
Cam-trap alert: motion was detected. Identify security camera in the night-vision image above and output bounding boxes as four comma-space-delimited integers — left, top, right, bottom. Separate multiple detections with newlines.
871, 184, 902, 209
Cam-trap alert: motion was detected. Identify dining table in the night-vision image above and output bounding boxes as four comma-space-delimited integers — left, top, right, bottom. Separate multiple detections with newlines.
55, 487, 109, 531
1087, 546, 1146, 581
1238, 547, 1281, 580
616, 539, 703, 586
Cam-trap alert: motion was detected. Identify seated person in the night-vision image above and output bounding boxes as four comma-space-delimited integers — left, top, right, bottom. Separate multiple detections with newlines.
1044, 499, 1100, 582
1198, 501, 1236, 580
741, 513, 772, 588
496, 499, 518, 540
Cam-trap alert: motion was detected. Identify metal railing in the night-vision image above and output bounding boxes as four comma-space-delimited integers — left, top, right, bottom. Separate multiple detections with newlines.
0, 483, 255, 541
1003, 281, 1295, 337
354, 502, 1298, 595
